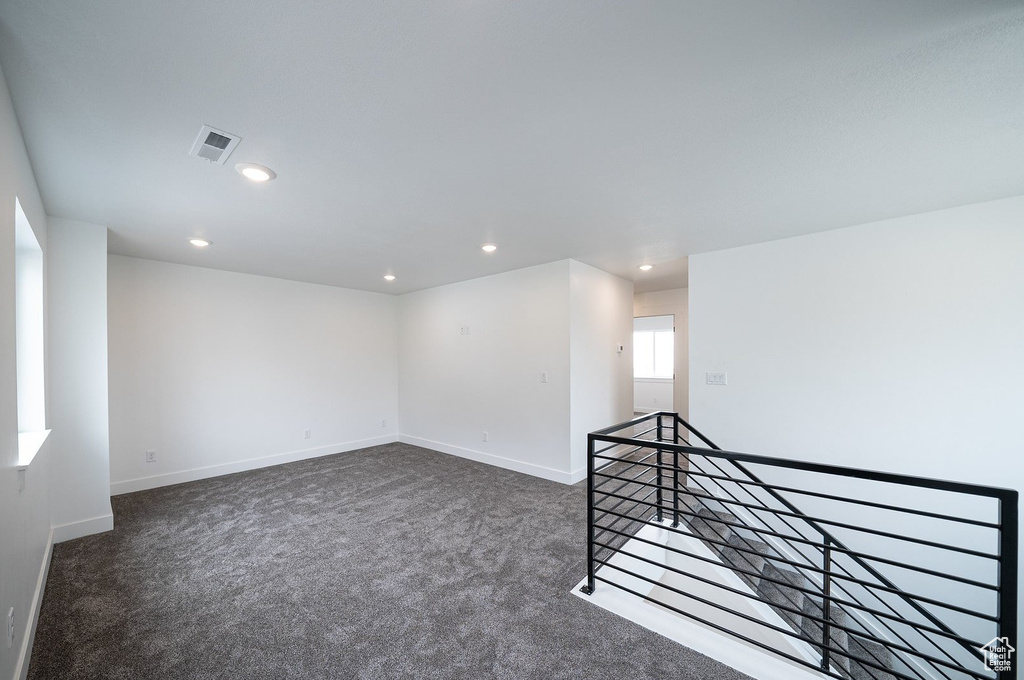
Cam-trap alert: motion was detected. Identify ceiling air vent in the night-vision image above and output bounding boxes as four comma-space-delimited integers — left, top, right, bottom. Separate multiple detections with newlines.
188, 125, 241, 165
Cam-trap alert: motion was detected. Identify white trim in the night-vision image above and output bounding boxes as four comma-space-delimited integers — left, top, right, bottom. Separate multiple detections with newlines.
568, 467, 587, 484
52, 514, 114, 543
633, 377, 673, 384
398, 435, 575, 484
110, 435, 399, 495
15, 528, 53, 680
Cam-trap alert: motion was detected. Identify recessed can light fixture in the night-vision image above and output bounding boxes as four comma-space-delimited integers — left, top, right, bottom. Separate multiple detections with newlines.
235, 163, 276, 182
481, 244, 497, 253
638, 264, 654, 271
384, 274, 396, 281
189, 238, 211, 247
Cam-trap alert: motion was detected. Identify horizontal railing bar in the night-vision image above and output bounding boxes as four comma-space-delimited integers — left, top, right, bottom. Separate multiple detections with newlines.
592, 504, 653, 544
594, 486, 659, 528
592, 509, 648, 541
591, 522, 989, 649
592, 465, 660, 528
594, 448, 660, 480
592, 500, 1000, 623
591, 568, 986, 680
594, 455, 658, 492
593, 524, 830, 602
593, 464, 1000, 560
679, 466, 1001, 530
592, 440, 629, 456
593, 445, 651, 472
631, 424, 661, 440
591, 433, 1017, 500
594, 547, 974, 678
672, 461, 1006, 594
594, 500, 825, 572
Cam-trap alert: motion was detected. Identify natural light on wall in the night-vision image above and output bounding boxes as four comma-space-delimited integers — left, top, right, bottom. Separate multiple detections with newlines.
15, 197, 48, 467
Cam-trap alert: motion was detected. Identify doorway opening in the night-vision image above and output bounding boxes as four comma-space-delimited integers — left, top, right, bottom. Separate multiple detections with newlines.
633, 314, 674, 415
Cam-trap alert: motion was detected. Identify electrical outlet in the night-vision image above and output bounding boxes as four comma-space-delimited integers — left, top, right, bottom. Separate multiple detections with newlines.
6, 607, 13, 649
304, 429, 311, 439
482, 431, 488, 442
460, 325, 470, 336
540, 372, 548, 383
145, 450, 156, 463
381, 418, 387, 428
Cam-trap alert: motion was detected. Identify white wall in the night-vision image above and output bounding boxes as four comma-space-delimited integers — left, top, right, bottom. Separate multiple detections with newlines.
634, 380, 673, 413
107, 256, 399, 493
398, 261, 573, 481
47, 219, 112, 541
689, 195, 1024, 640
634, 287, 689, 419
0, 62, 53, 680
569, 260, 634, 475
108, 256, 636, 491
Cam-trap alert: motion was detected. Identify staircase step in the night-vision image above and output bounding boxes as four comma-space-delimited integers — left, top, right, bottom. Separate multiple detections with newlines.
688, 508, 737, 545
756, 563, 811, 631
680, 488, 715, 511
799, 597, 851, 672
846, 636, 896, 680
719, 535, 770, 590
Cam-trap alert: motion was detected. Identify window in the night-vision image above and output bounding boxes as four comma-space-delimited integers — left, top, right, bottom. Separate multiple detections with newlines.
633, 316, 674, 379
15, 197, 48, 466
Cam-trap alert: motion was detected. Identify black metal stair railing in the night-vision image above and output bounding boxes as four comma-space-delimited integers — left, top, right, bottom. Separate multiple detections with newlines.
580, 411, 1018, 680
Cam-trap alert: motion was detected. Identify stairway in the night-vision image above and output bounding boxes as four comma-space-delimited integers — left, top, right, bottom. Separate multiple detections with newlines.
683, 496, 898, 680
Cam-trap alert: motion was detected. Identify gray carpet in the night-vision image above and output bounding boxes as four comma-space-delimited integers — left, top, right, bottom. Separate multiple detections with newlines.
28, 442, 752, 680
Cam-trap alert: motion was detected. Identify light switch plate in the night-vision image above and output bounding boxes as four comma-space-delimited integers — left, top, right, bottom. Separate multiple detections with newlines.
706, 372, 728, 386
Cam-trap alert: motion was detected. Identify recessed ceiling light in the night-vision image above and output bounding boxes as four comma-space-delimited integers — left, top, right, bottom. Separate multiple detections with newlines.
638, 264, 654, 271
384, 274, 396, 281
189, 238, 211, 248
235, 163, 276, 182
481, 244, 498, 253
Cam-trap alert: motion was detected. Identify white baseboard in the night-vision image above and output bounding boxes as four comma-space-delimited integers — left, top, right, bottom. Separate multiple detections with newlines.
52, 514, 114, 543
110, 435, 399, 496
568, 467, 587, 484
15, 528, 53, 680
398, 434, 575, 484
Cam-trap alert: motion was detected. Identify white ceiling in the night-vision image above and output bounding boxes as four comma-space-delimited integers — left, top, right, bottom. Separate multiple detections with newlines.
1, 1, 1022, 294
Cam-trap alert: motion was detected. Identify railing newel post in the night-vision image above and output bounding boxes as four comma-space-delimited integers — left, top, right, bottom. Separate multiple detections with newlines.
997, 491, 1018, 680
656, 414, 664, 523
672, 412, 680, 527
821, 537, 833, 672
582, 433, 596, 595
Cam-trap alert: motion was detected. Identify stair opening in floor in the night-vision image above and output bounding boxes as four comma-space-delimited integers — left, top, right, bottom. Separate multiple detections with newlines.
575, 412, 1017, 680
